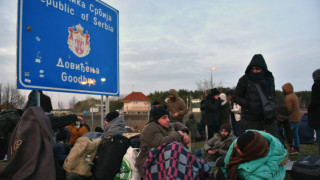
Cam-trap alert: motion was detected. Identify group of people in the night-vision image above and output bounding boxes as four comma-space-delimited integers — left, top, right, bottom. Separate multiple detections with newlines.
0, 54, 319, 180
149, 54, 320, 179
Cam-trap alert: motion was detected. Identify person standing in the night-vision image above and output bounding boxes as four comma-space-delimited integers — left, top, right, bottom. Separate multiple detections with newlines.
233, 54, 278, 137
227, 89, 241, 137
282, 83, 301, 154
185, 113, 201, 142
205, 88, 221, 139
219, 93, 231, 126
276, 105, 293, 149
308, 68, 320, 155
165, 89, 188, 123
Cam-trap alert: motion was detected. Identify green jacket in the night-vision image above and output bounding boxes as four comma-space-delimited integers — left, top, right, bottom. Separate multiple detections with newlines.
222, 130, 287, 180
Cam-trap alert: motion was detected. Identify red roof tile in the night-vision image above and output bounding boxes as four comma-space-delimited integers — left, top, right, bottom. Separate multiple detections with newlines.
121, 92, 151, 102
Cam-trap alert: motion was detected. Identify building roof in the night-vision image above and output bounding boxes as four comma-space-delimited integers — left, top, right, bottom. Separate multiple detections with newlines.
121, 92, 151, 102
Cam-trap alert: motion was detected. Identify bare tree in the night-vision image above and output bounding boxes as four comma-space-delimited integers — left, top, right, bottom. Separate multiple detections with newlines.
195, 79, 212, 99
0, 84, 25, 110
69, 96, 77, 109
58, 101, 64, 110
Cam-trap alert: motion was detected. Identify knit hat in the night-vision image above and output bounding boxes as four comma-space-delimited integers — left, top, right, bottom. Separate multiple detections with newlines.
106, 111, 119, 122
312, 68, 320, 81
189, 113, 194, 119
226, 89, 234, 96
237, 131, 255, 151
152, 107, 169, 122
211, 88, 220, 96
220, 123, 231, 134
152, 101, 160, 106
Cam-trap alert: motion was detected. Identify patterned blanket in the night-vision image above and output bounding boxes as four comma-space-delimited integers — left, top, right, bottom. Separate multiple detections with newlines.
144, 142, 213, 180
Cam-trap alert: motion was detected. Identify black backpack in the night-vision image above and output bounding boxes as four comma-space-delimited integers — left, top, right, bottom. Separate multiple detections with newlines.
92, 135, 129, 180
291, 155, 320, 180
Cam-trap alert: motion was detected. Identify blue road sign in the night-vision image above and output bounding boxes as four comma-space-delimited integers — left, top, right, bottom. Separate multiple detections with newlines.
17, 0, 119, 96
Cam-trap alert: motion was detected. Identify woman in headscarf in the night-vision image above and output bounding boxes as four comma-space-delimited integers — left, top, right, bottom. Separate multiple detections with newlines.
222, 130, 287, 180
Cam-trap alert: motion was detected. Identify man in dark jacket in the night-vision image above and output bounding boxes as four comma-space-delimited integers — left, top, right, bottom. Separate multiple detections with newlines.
234, 54, 278, 138
205, 88, 221, 139
308, 68, 320, 155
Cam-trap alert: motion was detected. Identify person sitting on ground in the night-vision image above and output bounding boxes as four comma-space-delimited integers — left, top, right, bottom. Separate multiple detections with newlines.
185, 113, 201, 142
221, 130, 288, 180
135, 106, 190, 177
204, 123, 235, 164
144, 141, 213, 179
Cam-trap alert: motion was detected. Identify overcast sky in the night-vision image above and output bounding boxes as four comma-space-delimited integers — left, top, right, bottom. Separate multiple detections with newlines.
1, 0, 320, 108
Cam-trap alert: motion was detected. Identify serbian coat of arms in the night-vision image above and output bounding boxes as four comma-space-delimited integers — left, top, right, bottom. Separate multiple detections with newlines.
67, 24, 90, 57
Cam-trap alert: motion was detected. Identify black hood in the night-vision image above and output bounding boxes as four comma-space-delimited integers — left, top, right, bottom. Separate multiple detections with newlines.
245, 54, 273, 77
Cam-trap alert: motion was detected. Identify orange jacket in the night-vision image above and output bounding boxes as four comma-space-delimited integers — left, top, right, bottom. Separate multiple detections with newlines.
68, 124, 89, 145
282, 83, 300, 123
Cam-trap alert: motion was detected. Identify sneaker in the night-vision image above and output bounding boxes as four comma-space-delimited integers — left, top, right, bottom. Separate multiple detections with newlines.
289, 148, 300, 155
289, 147, 294, 154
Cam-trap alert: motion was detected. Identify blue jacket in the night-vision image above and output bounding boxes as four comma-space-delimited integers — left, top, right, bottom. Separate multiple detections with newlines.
222, 130, 287, 180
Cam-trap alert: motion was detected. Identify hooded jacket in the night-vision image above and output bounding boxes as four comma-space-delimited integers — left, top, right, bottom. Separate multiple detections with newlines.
234, 54, 275, 121
135, 121, 187, 176
222, 130, 287, 180
102, 115, 127, 138
0, 107, 56, 180
166, 89, 188, 122
282, 83, 300, 123
308, 80, 320, 128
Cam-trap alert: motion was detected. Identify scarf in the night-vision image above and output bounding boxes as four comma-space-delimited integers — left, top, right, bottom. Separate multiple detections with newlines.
226, 131, 269, 180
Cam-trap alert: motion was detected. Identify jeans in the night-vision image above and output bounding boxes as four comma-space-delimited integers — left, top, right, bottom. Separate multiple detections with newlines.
290, 122, 300, 150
